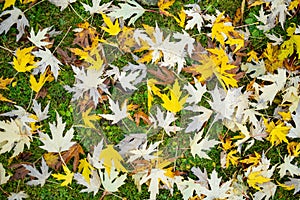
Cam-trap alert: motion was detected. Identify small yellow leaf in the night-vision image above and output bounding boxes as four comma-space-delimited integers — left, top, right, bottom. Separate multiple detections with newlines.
247, 171, 271, 190
52, 165, 74, 186
226, 149, 239, 168
247, 50, 259, 62
277, 181, 295, 190
0, 94, 15, 103
99, 145, 127, 174
78, 158, 94, 183
160, 79, 188, 113
12, 47, 36, 73
278, 111, 292, 121
288, 0, 299, 10
240, 152, 261, 166
158, 0, 175, 16
82, 107, 100, 129
0, 77, 13, 90
2, 0, 16, 10
173, 8, 186, 28
221, 138, 234, 151
264, 118, 290, 146
100, 13, 121, 36
287, 142, 300, 157
30, 71, 53, 93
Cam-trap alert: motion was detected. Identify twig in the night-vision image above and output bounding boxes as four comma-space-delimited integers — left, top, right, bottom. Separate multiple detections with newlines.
0, 186, 9, 196
69, 4, 85, 21
0, 45, 13, 54
235, 22, 259, 29
53, 26, 72, 53
24, 0, 46, 13
26, 89, 34, 111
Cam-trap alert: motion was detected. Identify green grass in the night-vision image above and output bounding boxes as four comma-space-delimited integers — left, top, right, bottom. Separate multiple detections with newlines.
0, 0, 300, 199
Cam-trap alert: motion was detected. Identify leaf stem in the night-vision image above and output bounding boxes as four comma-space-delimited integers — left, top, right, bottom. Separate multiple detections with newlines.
24, 0, 46, 13
0, 45, 13, 54
53, 26, 72, 54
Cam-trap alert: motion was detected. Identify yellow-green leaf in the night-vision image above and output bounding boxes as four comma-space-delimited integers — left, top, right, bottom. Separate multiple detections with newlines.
52, 165, 74, 186
99, 145, 127, 174
247, 171, 271, 190
82, 107, 101, 129
30, 71, 53, 93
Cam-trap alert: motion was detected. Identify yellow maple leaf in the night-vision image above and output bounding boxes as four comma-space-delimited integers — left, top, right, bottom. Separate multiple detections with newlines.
173, 7, 186, 28
207, 48, 239, 89
2, 0, 16, 10
278, 111, 292, 121
247, 171, 271, 190
0, 94, 15, 103
277, 181, 295, 190
221, 137, 234, 151
52, 165, 74, 186
78, 158, 94, 183
287, 142, 300, 157
264, 118, 290, 146
82, 107, 100, 129
160, 79, 188, 113
100, 13, 121, 36
225, 37, 244, 53
262, 43, 283, 73
147, 79, 162, 111
0, 77, 13, 90
247, 50, 259, 62
158, 0, 175, 16
99, 145, 127, 174
30, 71, 53, 93
12, 47, 36, 73
288, 0, 299, 10
211, 12, 235, 46
279, 24, 300, 60
240, 152, 261, 166
226, 149, 239, 168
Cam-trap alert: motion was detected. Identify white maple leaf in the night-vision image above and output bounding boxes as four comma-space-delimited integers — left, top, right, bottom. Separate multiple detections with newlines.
0, 119, 32, 158
282, 86, 300, 113
87, 140, 104, 169
277, 155, 300, 178
0, 7, 29, 41
241, 60, 266, 78
257, 68, 286, 106
38, 112, 76, 152
253, 182, 277, 200
190, 130, 220, 159
64, 66, 108, 106
288, 103, 300, 138
128, 141, 161, 162
48, 0, 77, 11
0, 163, 10, 185
32, 48, 62, 80
122, 61, 147, 86
200, 169, 232, 200
269, 0, 289, 28
99, 97, 128, 124
100, 165, 127, 193
150, 107, 182, 136
108, 0, 145, 26
74, 170, 101, 196
184, 105, 212, 133
140, 168, 171, 200
184, 77, 207, 104
265, 33, 283, 46
176, 167, 208, 200
118, 71, 140, 91
184, 4, 205, 33
32, 100, 50, 122
115, 134, 147, 157
8, 191, 28, 200
285, 177, 300, 194
82, 0, 111, 15
28, 27, 52, 48
23, 157, 52, 186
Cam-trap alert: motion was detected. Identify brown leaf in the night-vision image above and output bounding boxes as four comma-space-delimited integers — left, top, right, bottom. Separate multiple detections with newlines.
9, 163, 31, 181
72, 22, 98, 49
134, 111, 152, 126
43, 143, 85, 171
35, 87, 48, 99
147, 66, 175, 85
56, 47, 79, 66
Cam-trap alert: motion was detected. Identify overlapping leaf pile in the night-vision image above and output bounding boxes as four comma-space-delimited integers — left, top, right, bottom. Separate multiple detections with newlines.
0, 0, 300, 199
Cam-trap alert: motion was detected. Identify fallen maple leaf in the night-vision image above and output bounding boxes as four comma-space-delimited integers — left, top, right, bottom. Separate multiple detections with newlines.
52, 165, 74, 186
100, 12, 121, 36
99, 145, 127, 173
